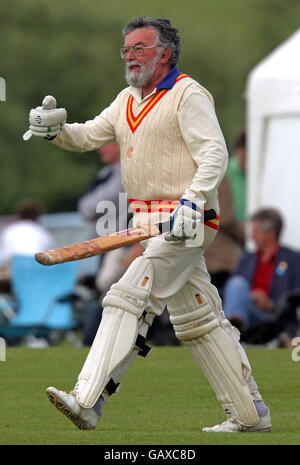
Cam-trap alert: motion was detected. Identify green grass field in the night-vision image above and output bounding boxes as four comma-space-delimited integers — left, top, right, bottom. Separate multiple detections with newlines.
0, 345, 299, 445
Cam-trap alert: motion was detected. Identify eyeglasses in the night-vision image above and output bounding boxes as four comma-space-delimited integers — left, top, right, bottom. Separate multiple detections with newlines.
120, 45, 162, 59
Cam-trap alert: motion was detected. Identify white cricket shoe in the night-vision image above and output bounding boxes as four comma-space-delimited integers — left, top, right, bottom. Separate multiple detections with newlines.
202, 409, 272, 433
46, 386, 99, 430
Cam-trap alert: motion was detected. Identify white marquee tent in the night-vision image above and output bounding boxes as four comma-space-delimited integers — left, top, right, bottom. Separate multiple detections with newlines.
246, 29, 300, 250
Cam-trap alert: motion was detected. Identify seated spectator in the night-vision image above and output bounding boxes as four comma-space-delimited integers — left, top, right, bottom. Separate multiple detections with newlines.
0, 200, 54, 274
223, 208, 300, 344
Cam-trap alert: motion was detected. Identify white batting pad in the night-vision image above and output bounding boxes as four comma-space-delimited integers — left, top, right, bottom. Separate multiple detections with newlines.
74, 256, 153, 408
186, 326, 259, 427
168, 283, 259, 427
75, 307, 138, 408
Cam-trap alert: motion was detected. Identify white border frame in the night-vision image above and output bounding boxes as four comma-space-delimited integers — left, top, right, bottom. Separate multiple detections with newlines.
0, 77, 6, 101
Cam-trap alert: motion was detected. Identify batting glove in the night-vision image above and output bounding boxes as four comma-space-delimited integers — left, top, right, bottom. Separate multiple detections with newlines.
23, 95, 67, 141
165, 199, 204, 242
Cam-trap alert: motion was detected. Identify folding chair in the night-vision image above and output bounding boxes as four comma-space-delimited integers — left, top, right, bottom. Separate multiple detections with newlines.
0, 255, 79, 344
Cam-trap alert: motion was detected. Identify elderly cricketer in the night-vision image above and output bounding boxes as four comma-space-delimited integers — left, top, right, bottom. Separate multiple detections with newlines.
25, 17, 271, 433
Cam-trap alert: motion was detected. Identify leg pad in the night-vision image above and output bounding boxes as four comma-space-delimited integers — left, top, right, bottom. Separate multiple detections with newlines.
169, 286, 259, 427
74, 257, 153, 408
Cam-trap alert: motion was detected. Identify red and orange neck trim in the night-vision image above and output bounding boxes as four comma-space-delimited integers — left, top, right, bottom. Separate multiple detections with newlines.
126, 73, 189, 133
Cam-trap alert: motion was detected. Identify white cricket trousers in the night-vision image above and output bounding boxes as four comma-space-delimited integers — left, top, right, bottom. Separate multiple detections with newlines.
142, 234, 223, 320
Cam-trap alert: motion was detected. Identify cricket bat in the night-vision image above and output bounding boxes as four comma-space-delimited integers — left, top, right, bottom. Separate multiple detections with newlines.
35, 209, 216, 266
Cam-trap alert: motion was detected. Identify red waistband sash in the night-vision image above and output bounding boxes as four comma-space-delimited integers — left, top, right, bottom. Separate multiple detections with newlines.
128, 199, 219, 230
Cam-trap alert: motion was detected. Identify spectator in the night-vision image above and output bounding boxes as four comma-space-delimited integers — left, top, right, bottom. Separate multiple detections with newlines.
227, 131, 247, 224
223, 208, 300, 344
0, 199, 54, 273
78, 142, 128, 238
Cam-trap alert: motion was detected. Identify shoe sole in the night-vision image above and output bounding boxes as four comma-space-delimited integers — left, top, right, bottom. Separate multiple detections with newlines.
46, 389, 95, 431
203, 423, 272, 433
244, 426, 272, 433
203, 427, 272, 433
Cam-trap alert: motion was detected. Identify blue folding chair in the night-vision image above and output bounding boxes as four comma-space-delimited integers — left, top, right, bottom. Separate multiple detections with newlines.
0, 255, 79, 342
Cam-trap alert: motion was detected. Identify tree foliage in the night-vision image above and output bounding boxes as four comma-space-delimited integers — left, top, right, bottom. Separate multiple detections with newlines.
1, 0, 300, 214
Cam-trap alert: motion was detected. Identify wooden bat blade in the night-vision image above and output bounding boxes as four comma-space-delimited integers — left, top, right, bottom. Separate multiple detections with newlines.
35, 224, 161, 266
35, 209, 217, 266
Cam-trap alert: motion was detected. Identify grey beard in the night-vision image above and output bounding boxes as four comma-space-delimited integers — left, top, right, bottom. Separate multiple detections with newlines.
125, 57, 159, 88
125, 69, 151, 88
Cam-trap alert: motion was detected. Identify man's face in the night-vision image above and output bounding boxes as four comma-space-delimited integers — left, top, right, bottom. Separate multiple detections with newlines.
250, 220, 275, 251
124, 27, 162, 88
